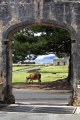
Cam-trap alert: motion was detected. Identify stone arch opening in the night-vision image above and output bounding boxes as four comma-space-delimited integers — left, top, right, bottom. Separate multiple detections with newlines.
3, 21, 76, 104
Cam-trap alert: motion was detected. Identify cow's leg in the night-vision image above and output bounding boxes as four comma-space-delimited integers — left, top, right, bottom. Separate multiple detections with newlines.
29, 79, 31, 84
38, 79, 39, 84
29, 79, 33, 84
38, 79, 40, 84
40, 79, 41, 83
38, 79, 41, 84
32, 79, 33, 84
26, 77, 28, 82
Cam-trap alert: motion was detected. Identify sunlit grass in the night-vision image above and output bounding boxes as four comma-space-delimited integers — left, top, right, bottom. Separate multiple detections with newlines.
12, 66, 27, 71
12, 65, 68, 84
38, 66, 68, 73
13, 66, 36, 71
12, 72, 27, 84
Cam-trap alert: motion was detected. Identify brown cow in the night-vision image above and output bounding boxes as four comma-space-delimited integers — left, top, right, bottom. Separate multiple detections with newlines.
26, 73, 41, 84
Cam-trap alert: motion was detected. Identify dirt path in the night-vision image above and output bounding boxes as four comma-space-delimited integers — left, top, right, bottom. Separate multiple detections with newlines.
13, 78, 72, 92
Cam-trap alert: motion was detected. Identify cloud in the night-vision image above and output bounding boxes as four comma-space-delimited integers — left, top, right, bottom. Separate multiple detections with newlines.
34, 58, 54, 63
44, 54, 55, 59
36, 54, 55, 60
36, 55, 46, 59
34, 54, 56, 63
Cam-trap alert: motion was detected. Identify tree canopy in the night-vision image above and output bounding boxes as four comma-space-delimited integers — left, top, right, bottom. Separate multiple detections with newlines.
12, 26, 71, 62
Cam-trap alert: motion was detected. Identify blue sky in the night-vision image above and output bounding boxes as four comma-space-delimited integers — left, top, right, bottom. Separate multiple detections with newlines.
34, 54, 56, 63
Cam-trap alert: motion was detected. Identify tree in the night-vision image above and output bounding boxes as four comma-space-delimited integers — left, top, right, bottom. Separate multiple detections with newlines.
30, 26, 71, 56
29, 26, 71, 81
12, 32, 37, 62
12, 26, 71, 81
13, 26, 71, 58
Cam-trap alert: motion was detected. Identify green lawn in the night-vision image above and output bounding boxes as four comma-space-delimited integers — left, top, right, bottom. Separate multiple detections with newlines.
12, 66, 27, 71
38, 66, 68, 73
12, 66, 68, 84
12, 64, 44, 71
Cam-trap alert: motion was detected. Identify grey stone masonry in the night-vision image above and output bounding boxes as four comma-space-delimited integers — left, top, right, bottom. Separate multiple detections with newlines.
0, 0, 80, 105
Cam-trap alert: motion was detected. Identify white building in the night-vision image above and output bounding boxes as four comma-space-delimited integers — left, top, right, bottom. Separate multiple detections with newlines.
53, 57, 69, 66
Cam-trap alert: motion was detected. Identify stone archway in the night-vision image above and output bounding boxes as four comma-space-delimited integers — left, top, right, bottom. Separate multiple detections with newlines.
0, 0, 80, 106
2, 20, 77, 105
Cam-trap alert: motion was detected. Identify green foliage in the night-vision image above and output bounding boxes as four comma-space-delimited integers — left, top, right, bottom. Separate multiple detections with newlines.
12, 26, 71, 62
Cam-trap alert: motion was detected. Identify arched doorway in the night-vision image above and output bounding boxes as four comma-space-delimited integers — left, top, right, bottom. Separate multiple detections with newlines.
3, 21, 76, 105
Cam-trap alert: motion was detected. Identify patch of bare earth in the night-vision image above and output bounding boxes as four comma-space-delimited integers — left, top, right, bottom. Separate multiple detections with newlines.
13, 78, 72, 92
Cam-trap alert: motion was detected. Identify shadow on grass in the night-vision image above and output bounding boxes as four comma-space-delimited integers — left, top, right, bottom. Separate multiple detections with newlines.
12, 78, 72, 91
38, 78, 72, 91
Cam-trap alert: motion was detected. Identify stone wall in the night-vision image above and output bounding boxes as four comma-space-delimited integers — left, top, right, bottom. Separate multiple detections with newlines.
0, 0, 80, 104
54, 58, 69, 66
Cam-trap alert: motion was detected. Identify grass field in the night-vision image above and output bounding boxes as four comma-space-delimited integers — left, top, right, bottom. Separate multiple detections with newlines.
12, 65, 68, 85
13, 66, 34, 71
